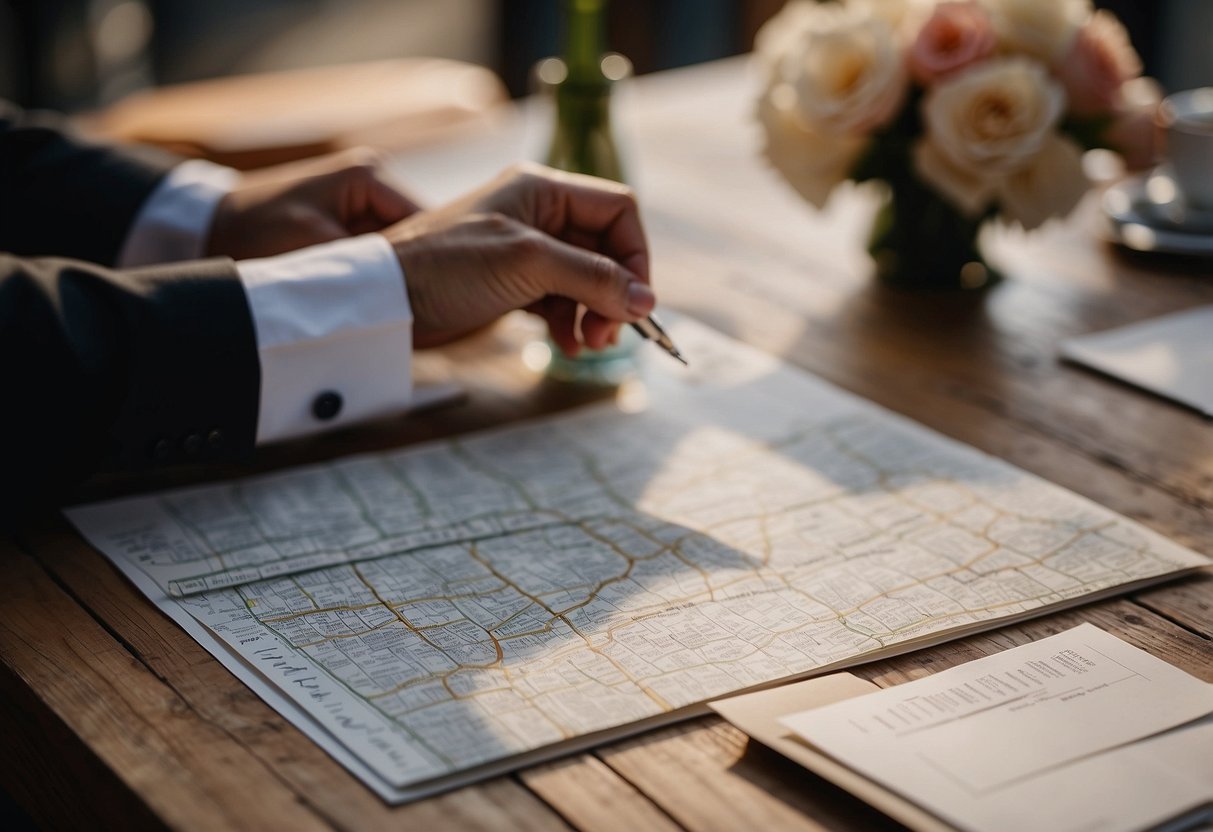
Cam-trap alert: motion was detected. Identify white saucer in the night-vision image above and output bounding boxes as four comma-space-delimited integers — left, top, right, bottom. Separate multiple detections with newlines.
1102, 171, 1213, 257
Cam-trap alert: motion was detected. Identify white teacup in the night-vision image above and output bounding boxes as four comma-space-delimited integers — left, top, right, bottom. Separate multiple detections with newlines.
1159, 88, 1213, 210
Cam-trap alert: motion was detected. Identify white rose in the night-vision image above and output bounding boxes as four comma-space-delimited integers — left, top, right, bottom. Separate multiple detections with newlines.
780, 5, 907, 134
917, 57, 1085, 223
984, 0, 1092, 63
757, 82, 868, 209
913, 138, 999, 216
754, 0, 821, 78
997, 133, 1088, 229
753, 2, 906, 208
922, 57, 1065, 177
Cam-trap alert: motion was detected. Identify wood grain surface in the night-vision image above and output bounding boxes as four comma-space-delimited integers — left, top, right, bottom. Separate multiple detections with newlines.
3, 57, 1210, 830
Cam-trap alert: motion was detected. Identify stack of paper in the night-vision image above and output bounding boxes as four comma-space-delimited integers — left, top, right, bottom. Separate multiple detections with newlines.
713, 624, 1213, 832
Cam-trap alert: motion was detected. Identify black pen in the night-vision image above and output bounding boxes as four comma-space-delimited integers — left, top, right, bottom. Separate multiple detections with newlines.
631, 313, 687, 365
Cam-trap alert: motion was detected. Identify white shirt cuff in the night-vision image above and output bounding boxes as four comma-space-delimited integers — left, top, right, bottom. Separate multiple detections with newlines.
117, 159, 240, 268
236, 234, 414, 444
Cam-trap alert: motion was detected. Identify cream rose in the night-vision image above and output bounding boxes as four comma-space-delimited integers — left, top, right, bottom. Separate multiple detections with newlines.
913, 138, 999, 216
921, 56, 1065, 176
984, 0, 1092, 64
780, 5, 907, 134
754, 0, 820, 79
916, 57, 1077, 219
846, 0, 934, 40
916, 130, 1088, 227
757, 82, 869, 208
1056, 9, 1142, 116
753, 1, 905, 206
998, 133, 1089, 229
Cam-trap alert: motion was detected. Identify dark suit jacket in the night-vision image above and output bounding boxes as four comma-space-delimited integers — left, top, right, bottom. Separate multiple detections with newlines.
1, 103, 260, 528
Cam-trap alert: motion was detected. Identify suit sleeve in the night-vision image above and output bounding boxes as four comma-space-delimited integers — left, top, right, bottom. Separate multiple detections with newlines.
0, 100, 179, 265
0, 254, 261, 527
0, 101, 260, 525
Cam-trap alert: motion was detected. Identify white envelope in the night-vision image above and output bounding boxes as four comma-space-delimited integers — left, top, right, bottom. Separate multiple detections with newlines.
1061, 306, 1213, 416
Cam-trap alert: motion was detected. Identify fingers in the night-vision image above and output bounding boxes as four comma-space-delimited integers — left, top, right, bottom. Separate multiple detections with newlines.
488, 164, 651, 285
205, 147, 424, 259
532, 234, 655, 324
534, 297, 581, 357
297, 210, 350, 247
548, 172, 650, 285
580, 311, 619, 350
485, 166, 652, 352
392, 172, 656, 351
367, 173, 420, 226
313, 147, 421, 233
532, 302, 616, 356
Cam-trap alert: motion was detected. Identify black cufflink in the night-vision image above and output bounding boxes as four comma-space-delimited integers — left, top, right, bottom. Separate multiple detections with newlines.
312, 391, 343, 421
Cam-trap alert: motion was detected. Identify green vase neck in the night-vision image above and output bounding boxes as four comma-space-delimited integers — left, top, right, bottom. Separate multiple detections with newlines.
547, 0, 623, 181
563, 0, 607, 84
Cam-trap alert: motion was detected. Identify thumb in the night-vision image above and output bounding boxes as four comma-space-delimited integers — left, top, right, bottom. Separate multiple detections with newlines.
537, 236, 655, 323
317, 156, 420, 233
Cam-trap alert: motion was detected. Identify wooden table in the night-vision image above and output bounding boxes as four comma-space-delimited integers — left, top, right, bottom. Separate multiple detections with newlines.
4, 57, 1212, 831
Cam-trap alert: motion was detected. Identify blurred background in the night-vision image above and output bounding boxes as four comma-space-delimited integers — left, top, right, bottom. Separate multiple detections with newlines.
2, 0, 1210, 113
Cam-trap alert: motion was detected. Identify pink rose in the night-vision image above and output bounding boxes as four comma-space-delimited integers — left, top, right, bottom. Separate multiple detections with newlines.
1103, 77, 1163, 170
1056, 10, 1142, 117
908, 2, 997, 86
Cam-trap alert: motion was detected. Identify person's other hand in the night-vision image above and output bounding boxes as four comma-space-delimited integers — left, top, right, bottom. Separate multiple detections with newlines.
207, 149, 420, 260
382, 163, 653, 354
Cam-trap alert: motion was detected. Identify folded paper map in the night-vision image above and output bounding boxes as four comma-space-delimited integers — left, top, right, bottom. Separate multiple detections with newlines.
67, 319, 1210, 802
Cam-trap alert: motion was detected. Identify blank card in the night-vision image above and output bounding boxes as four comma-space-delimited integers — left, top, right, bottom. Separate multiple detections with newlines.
1061, 306, 1213, 417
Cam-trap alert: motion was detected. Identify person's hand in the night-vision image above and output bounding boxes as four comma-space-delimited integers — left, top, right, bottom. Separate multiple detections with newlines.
382, 163, 654, 354
207, 149, 421, 260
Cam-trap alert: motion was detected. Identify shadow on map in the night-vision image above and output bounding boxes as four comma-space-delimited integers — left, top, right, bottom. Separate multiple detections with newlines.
297, 347, 1056, 776
223, 331, 1135, 785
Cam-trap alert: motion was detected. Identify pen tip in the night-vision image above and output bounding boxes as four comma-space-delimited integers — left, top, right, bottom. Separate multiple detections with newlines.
672, 352, 688, 366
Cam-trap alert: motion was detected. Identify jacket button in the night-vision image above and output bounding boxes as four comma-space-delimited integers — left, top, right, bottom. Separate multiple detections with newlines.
182, 433, 203, 455
151, 438, 172, 461
206, 429, 224, 451
312, 391, 343, 421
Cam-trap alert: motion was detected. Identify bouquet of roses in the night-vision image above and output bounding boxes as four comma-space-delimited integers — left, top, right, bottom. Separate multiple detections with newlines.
756, 0, 1156, 243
